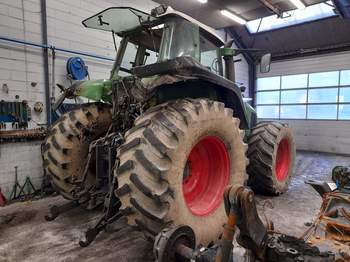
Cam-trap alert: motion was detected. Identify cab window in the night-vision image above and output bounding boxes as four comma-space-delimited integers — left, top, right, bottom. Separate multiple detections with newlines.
199, 34, 222, 76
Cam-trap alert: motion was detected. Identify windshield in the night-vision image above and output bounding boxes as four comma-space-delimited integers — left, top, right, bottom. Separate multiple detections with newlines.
82, 7, 156, 34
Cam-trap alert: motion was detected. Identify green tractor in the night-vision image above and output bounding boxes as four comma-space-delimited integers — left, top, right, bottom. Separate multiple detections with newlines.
42, 5, 295, 245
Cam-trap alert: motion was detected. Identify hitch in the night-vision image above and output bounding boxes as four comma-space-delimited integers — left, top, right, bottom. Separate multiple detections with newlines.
154, 225, 217, 262
45, 201, 80, 221
44, 189, 104, 222
79, 178, 122, 247
217, 185, 268, 261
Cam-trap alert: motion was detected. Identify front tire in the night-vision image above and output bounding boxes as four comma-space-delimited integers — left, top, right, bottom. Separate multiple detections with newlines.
247, 122, 295, 195
116, 99, 248, 245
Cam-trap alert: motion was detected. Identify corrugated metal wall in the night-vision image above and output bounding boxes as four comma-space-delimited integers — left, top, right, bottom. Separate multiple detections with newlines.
257, 51, 350, 155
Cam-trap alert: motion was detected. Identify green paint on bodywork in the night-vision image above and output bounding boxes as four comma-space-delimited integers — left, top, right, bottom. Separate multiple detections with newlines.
219, 47, 236, 57
74, 79, 113, 103
244, 102, 256, 137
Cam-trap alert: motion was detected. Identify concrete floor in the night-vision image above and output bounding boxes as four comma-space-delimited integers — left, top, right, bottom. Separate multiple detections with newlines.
0, 151, 349, 262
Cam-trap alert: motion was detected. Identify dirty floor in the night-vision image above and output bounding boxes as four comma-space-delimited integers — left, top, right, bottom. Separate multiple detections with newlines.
0, 151, 349, 262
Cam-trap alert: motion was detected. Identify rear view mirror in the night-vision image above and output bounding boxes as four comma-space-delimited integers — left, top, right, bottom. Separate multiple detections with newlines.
260, 53, 271, 73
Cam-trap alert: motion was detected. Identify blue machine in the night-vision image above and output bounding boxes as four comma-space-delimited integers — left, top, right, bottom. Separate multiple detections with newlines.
66, 57, 88, 80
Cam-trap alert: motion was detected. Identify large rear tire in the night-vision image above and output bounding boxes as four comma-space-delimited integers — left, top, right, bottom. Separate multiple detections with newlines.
116, 99, 248, 245
247, 122, 295, 195
42, 103, 112, 200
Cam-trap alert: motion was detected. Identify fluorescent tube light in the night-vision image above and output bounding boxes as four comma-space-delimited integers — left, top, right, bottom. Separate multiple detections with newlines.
221, 10, 246, 25
196, 0, 208, 3
289, 0, 306, 10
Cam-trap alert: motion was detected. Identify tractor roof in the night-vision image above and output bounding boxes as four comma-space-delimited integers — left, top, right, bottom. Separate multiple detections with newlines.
82, 6, 224, 47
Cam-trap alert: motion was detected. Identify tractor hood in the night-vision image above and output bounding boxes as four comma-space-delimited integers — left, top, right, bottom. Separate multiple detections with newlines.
69, 79, 113, 102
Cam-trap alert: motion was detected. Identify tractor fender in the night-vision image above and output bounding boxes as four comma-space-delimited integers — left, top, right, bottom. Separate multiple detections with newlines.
133, 57, 251, 129
147, 76, 250, 130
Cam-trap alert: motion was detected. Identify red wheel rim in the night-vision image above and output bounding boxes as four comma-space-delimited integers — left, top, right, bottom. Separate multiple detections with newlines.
275, 138, 291, 182
182, 136, 230, 216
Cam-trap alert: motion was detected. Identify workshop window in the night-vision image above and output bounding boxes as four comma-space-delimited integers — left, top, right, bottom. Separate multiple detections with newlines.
281, 74, 307, 89
280, 105, 306, 119
308, 88, 338, 103
339, 87, 350, 102
256, 91, 279, 104
256, 69, 350, 120
256, 105, 279, 119
281, 90, 307, 104
309, 71, 339, 87
339, 105, 350, 120
256, 76, 280, 91
340, 70, 350, 86
308, 105, 338, 120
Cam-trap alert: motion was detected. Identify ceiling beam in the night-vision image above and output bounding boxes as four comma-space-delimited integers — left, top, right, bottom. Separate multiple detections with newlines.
258, 0, 283, 17
272, 42, 350, 61
225, 28, 254, 64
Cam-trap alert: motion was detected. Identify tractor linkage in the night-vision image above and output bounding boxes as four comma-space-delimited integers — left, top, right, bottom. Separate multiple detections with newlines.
153, 183, 346, 262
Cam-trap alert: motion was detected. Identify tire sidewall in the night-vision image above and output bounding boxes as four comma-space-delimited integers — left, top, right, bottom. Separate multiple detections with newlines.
164, 106, 247, 244
271, 125, 295, 192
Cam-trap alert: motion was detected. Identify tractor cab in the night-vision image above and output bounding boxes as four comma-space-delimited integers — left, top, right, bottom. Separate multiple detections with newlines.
82, 6, 225, 78
63, 5, 257, 131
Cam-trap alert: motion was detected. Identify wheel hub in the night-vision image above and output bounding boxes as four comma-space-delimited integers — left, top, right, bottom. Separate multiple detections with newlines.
182, 136, 230, 216
275, 138, 291, 182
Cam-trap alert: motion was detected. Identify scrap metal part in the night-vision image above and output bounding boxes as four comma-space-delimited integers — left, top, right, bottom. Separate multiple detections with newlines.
153, 186, 336, 262
154, 225, 217, 262
303, 191, 350, 261
0, 128, 46, 142
227, 186, 335, 261
266, 234, 334, 261
332, 166, 350, 191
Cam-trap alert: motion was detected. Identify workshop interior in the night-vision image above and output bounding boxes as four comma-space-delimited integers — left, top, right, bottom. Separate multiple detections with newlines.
1, 0, 350, 261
